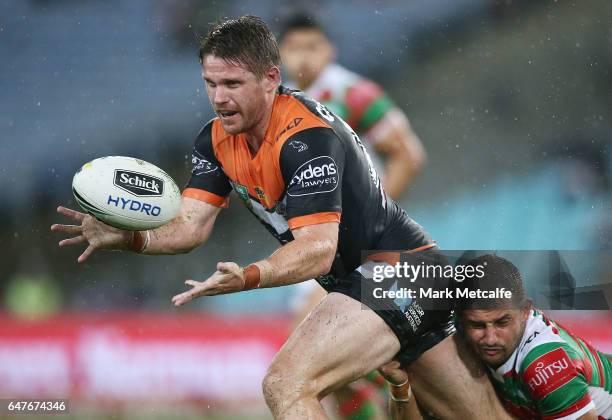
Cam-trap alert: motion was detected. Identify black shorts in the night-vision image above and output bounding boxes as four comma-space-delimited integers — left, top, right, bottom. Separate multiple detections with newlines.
316, 213, 456, 365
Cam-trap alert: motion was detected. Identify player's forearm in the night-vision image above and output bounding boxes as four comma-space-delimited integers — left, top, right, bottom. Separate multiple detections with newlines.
132, 197, 220, 255
383, 155, 420, 200
136, 217, 208, 255
388, 382, 423, 420
371, 110, 426, 200
254, 235, 336, 288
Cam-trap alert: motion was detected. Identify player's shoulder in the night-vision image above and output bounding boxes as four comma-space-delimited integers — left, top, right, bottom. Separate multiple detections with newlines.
276, 85, 329, 119
516, 312, 583, 390
195, 118, 214, 142
193, 118, 232, 166
194, 118, 233, 152
273, 86, 336, 143
318, 64, 384, 98
517, 311, 571, 370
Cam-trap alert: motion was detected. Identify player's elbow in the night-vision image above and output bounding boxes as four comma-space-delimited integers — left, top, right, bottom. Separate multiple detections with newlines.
313, 238, 337, 276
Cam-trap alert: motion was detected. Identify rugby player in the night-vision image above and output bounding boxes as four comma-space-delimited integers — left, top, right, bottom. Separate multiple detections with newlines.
383, 255, 612, 419
52, 16, 510, 419
279, 13, 427, 419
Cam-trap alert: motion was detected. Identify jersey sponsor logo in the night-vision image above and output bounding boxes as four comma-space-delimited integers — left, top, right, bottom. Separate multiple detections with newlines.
288, 156, 339, 197
191, 150, 219, 175
525, 330, 540, 345
254, 186, 267, 203
275, 118, 303, 142
289, 140, 308, 152
230, 181, 252, 209
107, 195, 161, 216
114, 170, 164, 197
524, 347, 574, 400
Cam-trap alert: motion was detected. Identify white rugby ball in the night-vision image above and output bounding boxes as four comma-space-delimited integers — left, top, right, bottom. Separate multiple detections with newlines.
72, 156, 181, 230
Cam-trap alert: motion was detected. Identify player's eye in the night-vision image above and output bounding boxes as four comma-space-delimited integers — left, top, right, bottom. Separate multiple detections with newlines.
226, 81, 240, 89
496, 318, 510, 327
468, 322, 485, 329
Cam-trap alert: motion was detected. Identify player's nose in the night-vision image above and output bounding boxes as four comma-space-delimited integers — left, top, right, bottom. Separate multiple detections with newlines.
212, 86, 230, 105
482, 326, 498, 345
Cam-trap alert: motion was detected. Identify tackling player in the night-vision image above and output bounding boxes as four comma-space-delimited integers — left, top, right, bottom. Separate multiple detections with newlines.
383, 255, 612, 419
278, 13, 427, 419
52, 16, 510, 419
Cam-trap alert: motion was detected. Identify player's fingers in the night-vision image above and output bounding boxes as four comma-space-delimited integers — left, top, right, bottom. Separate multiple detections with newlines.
57, 206, 86, 222
378, 367, 408, 386
184, 279, 201, 288
59, 235, 87, 247
77, 244, 97, 263
378, 360, 409, 385
172, 290, 197, 306
217, 261, 240, 275
51, 224, 82, 234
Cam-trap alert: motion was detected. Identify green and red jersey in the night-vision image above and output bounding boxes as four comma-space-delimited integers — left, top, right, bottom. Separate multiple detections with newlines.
490, 310, 612, 419
298, 63, 394, 134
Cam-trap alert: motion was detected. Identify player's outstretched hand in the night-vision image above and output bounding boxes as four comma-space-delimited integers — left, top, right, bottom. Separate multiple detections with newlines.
378, 360, 409, 386
50, 206, 133, 263
172, 262, 246, 306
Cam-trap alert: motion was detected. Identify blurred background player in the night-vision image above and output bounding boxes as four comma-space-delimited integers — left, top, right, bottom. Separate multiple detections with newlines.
278, 12, 427, 420
279, 12, 426, 201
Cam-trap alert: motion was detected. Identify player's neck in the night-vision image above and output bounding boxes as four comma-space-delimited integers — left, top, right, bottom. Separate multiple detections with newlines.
296, 78, 313, 91
296, 73, 321, 91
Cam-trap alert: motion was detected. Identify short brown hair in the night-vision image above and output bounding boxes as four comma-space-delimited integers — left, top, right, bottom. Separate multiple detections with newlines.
199, 15, 281, 79
458, 254, 527, 310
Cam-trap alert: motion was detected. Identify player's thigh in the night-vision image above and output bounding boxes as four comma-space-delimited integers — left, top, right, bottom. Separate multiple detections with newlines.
290, 281, 328, 330
269, 291, 400, 397
407, 334, 513, 420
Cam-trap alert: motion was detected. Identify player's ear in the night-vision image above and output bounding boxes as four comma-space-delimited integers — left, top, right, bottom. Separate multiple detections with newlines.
521, 299, 533, 320
264, 66, 281, 92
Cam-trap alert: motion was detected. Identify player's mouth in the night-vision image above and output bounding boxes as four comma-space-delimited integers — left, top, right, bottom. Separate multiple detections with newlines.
481, 347, 503, 357
217, 110, 238, 120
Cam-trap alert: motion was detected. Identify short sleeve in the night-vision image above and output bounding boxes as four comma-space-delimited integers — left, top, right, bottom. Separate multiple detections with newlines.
345, 79, 394, 132
183, 121, 232, 208
280, 127, 344, 230
520, 344, 594, 419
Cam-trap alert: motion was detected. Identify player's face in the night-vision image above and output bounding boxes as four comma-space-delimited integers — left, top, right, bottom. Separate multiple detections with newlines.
202, 55, 273, 135
461, 307, 529, 369
280, 29, 334, 88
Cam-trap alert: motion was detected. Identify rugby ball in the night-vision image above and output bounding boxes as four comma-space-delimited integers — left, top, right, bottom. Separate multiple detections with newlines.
72, 156, 181, 230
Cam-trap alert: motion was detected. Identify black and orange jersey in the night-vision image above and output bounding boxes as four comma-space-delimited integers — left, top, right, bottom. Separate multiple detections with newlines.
184, 86, 430, 277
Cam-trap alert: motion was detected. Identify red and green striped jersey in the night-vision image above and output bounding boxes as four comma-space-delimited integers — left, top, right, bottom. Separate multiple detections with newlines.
299, 63, 394, 134
490, 310, 612, 419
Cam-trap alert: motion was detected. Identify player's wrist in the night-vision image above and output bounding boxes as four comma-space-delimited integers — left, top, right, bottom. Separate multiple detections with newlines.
389, 379, 412, 403
242, 260, 273, 290
129, 230, 150, 253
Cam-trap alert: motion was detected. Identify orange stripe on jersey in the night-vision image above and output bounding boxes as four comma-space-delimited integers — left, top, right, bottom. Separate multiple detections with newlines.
288, 212, 341, 230
211, 92, 331, 210
182, 187, 229, 208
